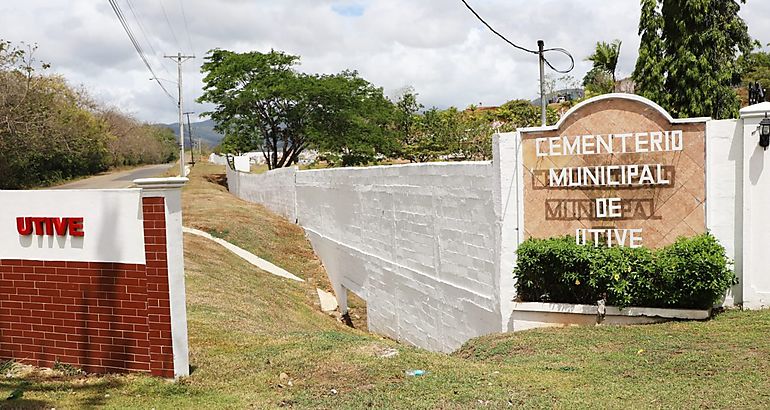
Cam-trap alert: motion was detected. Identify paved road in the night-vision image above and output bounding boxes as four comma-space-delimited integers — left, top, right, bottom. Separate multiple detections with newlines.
52, 164, 174, 189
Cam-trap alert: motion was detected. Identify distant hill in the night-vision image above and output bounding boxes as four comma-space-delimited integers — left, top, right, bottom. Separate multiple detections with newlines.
162, 118, 224, 148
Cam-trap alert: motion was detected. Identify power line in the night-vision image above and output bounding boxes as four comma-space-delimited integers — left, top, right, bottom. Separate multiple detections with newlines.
542, 47, 575, 74
459, 0, 537, 55
125, 0, 173, 78
178, 0, 195, 56
459, 0, 575, 74
108, 0, 175, 101
158, 0, 181, 51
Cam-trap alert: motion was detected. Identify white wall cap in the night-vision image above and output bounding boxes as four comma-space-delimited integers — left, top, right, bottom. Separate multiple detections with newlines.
297, 161, 491, 174
517, 93, 711, 134
739, 101, 770, 118
512, 301, 710, 319
133, 177, 188, 189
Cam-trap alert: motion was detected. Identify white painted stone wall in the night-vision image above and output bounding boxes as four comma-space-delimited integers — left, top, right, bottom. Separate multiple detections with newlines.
209, 153, 228, 166
704, 107, 770, 309
225, 160, 509, 351
705, 119, 743, 304
233, 156, 250, 173
296, 162, 501, 352
739, 103, 770, 309
493, 133, 523, 330
226, 166, 298, 222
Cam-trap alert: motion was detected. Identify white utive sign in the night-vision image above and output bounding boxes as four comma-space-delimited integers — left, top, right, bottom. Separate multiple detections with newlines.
0, 189, 146, 264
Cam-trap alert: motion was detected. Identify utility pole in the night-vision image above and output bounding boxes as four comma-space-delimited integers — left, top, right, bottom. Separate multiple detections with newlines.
538, 40, 546, 127
164, 52, 195, 177
184, 111, 195, 166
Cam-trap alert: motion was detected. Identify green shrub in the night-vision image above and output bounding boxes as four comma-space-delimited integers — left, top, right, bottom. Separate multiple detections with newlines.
514, 233, 735, 309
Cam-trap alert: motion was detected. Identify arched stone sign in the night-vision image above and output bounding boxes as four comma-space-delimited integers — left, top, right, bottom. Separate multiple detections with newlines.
519, 94, 709, 248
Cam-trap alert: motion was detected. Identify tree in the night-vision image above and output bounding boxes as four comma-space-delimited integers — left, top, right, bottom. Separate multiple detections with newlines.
393, 87, 423, 161
583, 67, 615, 96
490, 99, 559, 130
305, 71, 397, 167
585, 40, 622, 94
739, 47, 770, 104
0, 39, 178, 188
198, 49, 395, 169
633, 0, 752, 119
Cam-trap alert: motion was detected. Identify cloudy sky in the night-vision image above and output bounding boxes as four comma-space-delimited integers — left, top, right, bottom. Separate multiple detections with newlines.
2, 0, 769, 124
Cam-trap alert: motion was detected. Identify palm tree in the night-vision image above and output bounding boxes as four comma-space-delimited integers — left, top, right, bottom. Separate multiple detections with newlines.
586, 40, 622, 91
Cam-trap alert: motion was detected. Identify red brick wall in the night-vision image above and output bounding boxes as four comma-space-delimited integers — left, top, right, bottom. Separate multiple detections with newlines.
0, 196, 174, 377
142, 197, 174, 377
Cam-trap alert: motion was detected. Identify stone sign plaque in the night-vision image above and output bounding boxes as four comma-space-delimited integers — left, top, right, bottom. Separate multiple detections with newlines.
520, 96, 707, 248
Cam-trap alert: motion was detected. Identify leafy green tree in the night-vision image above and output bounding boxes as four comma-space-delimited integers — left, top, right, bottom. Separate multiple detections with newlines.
393, 87, 423, 161
739, 48, 770, 103
0, 40, 178, 188
633, 0, 752, 119
584, 40, 622, 94
198, 49, 395, 169
305, 71, 397, 167
410, 107, 456, 162
491, 99, 557, 129
583, 67, 615, 96
218, 132, 256, 156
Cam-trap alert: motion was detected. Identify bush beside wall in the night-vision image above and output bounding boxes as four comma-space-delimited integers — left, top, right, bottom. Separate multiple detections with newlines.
514, 233, 735, 309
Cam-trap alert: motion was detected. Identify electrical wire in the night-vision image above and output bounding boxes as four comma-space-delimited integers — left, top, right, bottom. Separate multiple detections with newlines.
158, 0, 181, 51
459, 0, 575, 73
542, 47, 575, 74
178, 0, 195, 56
459, 0, 537, 55
107, 0, 176, 101
125, 0, 173, 78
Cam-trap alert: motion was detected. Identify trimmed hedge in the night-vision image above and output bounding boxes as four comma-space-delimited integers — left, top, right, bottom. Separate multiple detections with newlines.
513, 233, 735, 309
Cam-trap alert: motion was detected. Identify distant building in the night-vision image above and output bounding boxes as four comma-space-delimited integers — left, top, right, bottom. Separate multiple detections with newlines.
530, 88, 585, 105
616, 77, 635, 94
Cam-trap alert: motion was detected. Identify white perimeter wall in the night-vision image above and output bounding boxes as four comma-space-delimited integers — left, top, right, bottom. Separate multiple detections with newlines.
227, 166, 298, 222
739, 104, 770, 308
296, 162, 501, 352
227, 159, 509, 352
706, 109, 770, 309
705, 120, 743, 304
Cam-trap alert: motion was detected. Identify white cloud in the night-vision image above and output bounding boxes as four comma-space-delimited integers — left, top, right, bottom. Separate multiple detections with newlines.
0, 0, 767, 123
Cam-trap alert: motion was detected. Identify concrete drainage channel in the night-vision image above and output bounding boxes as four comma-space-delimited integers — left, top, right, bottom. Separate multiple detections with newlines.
182, 227, 339, 312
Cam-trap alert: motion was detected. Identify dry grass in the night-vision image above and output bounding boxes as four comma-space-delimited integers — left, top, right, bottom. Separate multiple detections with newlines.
181, 163, 332, 308
181, 161, 368, 329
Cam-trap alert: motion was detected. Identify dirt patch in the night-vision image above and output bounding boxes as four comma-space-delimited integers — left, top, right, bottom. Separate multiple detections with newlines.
204, 172, 228, 188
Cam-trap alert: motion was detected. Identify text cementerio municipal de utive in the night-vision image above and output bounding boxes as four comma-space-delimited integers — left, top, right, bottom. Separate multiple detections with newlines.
535, 130, 684, 248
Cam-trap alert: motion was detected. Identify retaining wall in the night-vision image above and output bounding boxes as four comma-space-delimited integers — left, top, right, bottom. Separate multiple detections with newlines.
297, 163, 501, 352
227, 162, 508, 352
225, 95, 770, 351
227, 166, 297, 222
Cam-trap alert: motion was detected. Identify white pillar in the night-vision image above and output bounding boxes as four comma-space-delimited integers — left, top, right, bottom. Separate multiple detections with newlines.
134, 177, 190, 378
739, 102, 770, 309
492, 132, 523, 331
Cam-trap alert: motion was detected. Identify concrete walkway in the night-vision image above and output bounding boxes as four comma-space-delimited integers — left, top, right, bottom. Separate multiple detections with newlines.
182, 227, 338, 312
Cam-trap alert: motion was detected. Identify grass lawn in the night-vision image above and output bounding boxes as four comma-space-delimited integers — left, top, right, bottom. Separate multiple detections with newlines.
2, 163, 770, 409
